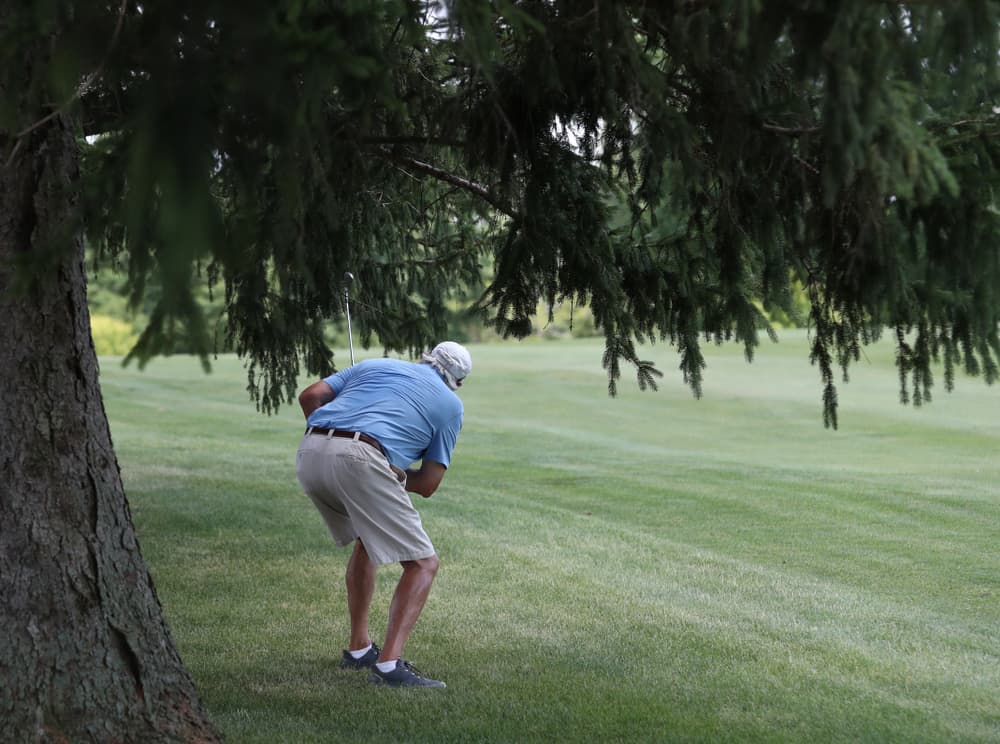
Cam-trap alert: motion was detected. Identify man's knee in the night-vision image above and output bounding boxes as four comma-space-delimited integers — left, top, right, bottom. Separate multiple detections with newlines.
404, 554, 439, 576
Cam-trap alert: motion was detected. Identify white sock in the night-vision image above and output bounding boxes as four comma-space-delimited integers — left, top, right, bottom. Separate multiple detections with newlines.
348, 643, 372, 659
375, 659, 399, 673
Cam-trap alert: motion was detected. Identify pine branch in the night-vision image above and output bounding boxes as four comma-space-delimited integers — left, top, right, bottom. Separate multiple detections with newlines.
371, 248, 472, 267
794, 154, 820, 175
360, 135, 466, 147
925, 117, 996, 132
762, 121, 821, 136
376, 148, 516, 217
6, 0, 127, 163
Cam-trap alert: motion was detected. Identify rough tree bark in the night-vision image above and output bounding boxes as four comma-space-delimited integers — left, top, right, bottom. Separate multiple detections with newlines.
0, 115, 222, 740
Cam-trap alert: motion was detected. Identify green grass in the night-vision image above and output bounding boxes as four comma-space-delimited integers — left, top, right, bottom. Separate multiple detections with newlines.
99, 331, 1000, 743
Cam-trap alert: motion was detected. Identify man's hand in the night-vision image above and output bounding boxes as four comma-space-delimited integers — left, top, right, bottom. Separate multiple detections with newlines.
299, 381, 335, 419
405, 461, 447, 498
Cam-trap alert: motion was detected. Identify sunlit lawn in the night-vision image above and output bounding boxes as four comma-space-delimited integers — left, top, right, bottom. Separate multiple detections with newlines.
100, 330, 1000, 743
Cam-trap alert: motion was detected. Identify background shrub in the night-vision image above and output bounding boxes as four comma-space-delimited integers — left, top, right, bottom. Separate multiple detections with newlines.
90, 314, 138, 356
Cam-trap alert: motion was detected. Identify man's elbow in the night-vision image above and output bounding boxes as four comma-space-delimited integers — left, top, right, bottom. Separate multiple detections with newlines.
299, 382, 333, 418
298, 390, 316, 418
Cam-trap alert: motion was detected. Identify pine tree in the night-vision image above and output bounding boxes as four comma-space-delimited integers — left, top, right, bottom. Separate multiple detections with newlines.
2, 2, 999, 739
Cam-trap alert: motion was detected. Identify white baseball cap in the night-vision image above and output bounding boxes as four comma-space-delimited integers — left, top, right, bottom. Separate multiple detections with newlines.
421, 341, 472, 390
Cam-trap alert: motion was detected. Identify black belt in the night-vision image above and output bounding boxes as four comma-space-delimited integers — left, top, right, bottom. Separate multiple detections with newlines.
306, 427, 386, 456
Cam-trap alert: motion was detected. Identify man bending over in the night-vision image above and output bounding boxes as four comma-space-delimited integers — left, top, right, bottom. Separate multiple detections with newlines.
295, 342, 471, 688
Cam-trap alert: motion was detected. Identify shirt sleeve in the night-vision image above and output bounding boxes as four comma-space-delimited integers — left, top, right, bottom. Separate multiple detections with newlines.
422, 412, 463, 468
322, 364, 357, 396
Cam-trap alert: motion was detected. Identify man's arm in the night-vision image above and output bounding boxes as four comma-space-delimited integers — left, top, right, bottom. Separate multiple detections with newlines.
405, 461, 447, 498
299, 381, 335, 419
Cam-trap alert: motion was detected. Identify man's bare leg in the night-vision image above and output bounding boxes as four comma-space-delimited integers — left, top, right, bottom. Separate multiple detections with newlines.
378, 554, 440, 662
346, 539, 376, 650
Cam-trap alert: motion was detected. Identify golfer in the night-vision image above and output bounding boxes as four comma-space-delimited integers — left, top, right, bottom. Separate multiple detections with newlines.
295, 341, 471, 688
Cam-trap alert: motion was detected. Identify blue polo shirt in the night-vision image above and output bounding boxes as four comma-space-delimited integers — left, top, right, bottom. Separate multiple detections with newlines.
306, 358, 464, 470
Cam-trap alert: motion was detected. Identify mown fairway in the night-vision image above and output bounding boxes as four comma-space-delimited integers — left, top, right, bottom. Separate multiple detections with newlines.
99, 331, 999, 743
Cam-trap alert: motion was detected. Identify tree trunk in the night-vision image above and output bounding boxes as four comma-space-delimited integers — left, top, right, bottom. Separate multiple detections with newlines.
0, 117, 222, 740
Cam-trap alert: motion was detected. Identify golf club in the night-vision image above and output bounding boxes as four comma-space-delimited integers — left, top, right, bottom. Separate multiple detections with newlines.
343, 271, 356, 365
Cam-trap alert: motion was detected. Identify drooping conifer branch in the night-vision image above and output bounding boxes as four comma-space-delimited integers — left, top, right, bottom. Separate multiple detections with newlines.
376, 148, 517, 218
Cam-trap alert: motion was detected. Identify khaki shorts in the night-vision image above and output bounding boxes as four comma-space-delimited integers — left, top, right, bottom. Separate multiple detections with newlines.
295, 432, 435, 565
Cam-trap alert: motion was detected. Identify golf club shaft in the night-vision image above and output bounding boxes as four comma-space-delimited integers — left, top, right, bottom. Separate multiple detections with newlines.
343, 273, 356, 365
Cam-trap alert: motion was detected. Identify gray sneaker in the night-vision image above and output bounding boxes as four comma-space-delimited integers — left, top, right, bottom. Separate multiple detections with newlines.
340, 643, 380, 670
369, 659, 446, 688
